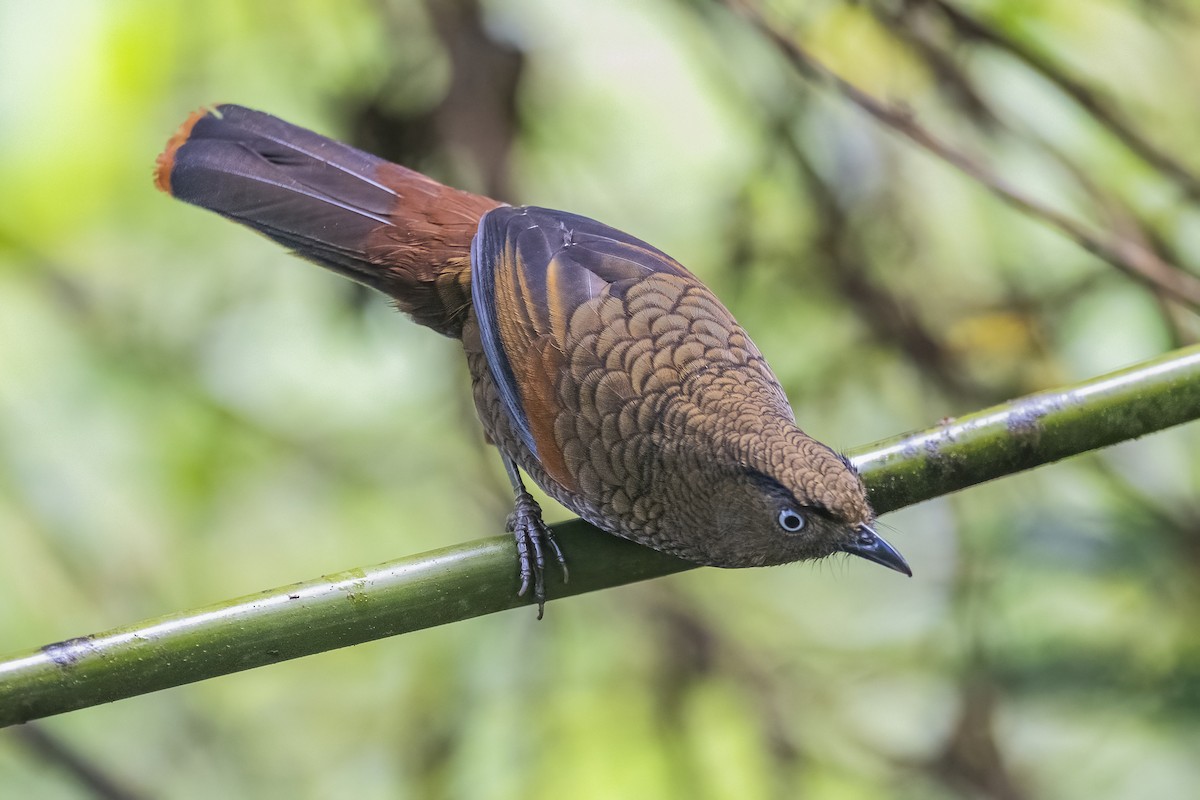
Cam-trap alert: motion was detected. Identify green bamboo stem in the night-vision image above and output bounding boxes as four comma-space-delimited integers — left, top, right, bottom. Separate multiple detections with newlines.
2, 345, 1198, 727
860, 344, 1200, 512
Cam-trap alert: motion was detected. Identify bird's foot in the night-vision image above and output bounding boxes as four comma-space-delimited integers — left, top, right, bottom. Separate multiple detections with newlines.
506, 490, 569, 619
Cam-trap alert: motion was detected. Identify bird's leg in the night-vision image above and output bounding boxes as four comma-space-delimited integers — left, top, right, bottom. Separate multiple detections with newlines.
503, 458, 568, 619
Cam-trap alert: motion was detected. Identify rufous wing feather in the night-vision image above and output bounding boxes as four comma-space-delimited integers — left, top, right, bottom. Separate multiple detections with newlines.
470, 206, 695, 491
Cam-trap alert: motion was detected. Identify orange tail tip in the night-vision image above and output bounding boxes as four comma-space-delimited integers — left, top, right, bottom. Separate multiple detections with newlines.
154, 106, 218, 194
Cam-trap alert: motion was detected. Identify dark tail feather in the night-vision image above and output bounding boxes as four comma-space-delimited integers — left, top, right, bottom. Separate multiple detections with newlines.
156, 105, 399, 291
156, 105, 502, 336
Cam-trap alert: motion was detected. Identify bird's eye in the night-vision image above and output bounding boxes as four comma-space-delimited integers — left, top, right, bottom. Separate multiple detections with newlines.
777, 508, 806, 533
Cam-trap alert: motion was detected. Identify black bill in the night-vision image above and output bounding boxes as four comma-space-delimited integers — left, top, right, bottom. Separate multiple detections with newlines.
841, 525, 912, 576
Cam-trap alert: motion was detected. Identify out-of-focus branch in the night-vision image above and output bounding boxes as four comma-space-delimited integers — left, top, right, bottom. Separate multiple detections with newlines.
1034, 136, 1200, 346
785, 132, 990, 401
722, 0, 1200, 310
353, 0, 523, 201
873, 1, 1003, 130
10, 724, 147, 800
915, 0, 1200, 203
860, 3, 1199, 345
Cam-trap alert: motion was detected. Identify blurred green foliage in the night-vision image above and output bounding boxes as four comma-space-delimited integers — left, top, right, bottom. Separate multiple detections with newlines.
1, 0, 1198, 797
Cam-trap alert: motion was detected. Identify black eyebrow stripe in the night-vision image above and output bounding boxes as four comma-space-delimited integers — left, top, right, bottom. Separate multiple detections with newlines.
739, 468, 832, 518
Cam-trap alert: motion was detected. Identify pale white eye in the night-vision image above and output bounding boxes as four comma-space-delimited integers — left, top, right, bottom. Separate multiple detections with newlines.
777, 508, 806, 533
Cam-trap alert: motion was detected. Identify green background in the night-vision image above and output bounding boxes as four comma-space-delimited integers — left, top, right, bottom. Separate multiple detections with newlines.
1, 0, 1198, 797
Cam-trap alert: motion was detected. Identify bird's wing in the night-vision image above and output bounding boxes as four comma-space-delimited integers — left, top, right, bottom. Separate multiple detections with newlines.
471, 206, 693, 489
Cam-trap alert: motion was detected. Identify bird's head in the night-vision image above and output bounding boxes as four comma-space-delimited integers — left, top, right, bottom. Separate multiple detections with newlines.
696, 425, 910, 575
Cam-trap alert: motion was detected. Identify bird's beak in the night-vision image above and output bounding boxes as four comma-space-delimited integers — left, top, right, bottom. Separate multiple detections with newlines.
841, 525, 912, 576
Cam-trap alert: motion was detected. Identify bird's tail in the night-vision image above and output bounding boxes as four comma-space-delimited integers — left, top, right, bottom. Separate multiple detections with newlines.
154, 104, 501, 337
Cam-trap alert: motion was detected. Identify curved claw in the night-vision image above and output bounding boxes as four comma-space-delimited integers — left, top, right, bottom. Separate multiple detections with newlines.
547, 535, 569, 584
508, 490, 565, 619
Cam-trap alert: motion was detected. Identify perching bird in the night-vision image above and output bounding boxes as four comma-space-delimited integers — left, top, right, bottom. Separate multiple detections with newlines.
155, 104, 910, 616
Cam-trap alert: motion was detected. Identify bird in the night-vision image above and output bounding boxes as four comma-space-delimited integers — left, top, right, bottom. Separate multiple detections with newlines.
155, 104, 910, 617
